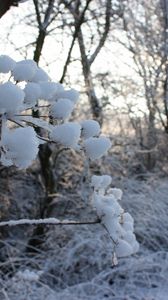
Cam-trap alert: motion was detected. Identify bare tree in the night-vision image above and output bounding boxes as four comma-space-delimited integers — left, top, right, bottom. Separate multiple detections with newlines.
23, 0, 122, 196
62, 0, 122, 124
118, 0, 168, 169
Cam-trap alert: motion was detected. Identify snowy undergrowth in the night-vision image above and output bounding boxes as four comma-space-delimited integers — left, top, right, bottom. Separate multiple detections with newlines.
0, 176, 168, 299
1, 244, 168, 300
121, 177, 168, 251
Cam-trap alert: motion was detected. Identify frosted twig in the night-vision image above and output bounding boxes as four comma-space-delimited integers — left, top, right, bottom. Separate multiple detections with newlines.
0, 217, 101, 227
9, 118, 25, 128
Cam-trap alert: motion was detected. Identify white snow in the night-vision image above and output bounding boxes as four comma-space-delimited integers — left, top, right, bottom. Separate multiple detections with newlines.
31, 67, 50, 82
83, 136, 112, 160
50, 98, 75, 120
123, 212, 134, 225
0, 126, 39, 168
0, 82, 25, 114
81, 120, 100, 139
123, 231, 136, 244
115, 238, 134, 257
107, 188, 123, 200
24, 82, 41, 106
122, 221, 134, 231
50, 122, 81, 148
54, 88, 79, 104
91, 173, 138, 260
12, 60, 38, 82
16, 269, 40, 281
0, 55, 16, 73
49, 83, 65, 101
0, 217, 60, 226
91, 175, 112, 191
39, 82, 58, 100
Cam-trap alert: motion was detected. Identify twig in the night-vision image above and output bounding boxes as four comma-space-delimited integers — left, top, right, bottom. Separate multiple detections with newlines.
89, 0, 112, 65
60, 0, 92, 83
135, 146, 158, 154
0, 217, 101, 227
33, 0, 42, 28
8, 118, 25, 128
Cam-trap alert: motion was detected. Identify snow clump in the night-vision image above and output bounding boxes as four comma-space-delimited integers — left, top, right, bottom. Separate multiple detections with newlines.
54, 88, 79, 104
81, 119, 100, 139
30, 67, 50, 82
12, 60, 38, 82
50, 122, 81, 148
91, 174, 112, 192
0, 82, 24, 114
0, 56, 82, 167
16, 269, 41, 281
0, 126, 39, 168
91, 174, 139, 260
107, 188, 123, 201
48, 83, 65, 101
24, 82, 41, 106
39, 82, 59, 101
50, 98, 74, 120
83, 136, 111, 160
0, 55, 16, 73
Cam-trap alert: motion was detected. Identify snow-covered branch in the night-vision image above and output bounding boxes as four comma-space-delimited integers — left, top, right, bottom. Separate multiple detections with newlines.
0, 217, 100, 227
0, 54, 139, 261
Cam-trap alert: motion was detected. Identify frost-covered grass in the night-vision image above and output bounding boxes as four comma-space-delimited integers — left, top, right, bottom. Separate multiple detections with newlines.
1, 236, 168, 300
121, 177, 168, 251
0, 175, 168, 300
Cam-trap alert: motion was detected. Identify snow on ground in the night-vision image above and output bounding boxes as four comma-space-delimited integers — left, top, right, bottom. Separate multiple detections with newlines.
0, 170, 168, 299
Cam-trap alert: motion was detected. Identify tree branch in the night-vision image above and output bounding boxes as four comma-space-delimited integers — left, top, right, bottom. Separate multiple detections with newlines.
0, 217, 101, 227
89, 0, 111, 65
43, 0, 55, 30
32, 0, 42, 28
60, 0, 92, 83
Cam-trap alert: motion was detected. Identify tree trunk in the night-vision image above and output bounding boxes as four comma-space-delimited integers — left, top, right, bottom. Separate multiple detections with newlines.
77, 29, 103, 124
146, 109, 157, 170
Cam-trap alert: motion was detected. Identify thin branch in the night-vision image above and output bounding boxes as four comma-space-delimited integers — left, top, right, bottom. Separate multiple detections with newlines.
33, 0, 42, 28
43, 0, 55, 30
60, 0, 92, 83
89, 0, 112, 65
47, 1, 65, 27
0, 217, 101, 227
135, 146, 158, 154
16, 114, 49, 118
8, 118, 25, 128
77, 26, 103, 121
36, 135, 50, 142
